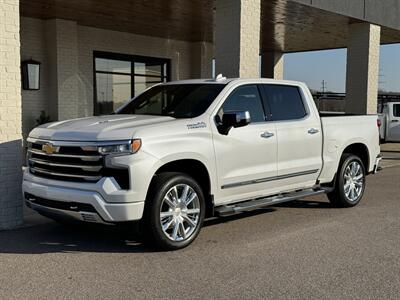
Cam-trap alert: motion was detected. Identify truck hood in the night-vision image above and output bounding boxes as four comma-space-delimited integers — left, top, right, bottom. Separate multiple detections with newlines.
29, 114, 175, 141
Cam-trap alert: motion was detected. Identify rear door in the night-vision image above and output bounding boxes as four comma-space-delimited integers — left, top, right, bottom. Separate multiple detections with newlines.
260, 84, 322, 190
387, 103, 400, 142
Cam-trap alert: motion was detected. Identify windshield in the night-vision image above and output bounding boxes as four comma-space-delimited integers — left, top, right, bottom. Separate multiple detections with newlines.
117, 84, 226, 118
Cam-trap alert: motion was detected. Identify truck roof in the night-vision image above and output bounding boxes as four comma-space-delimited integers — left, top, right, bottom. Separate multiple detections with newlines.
163, 78, 305, 86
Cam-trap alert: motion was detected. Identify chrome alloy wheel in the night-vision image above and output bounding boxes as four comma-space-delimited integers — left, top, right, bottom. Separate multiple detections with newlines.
160, 184, 201, 242
344, 161, 364, 202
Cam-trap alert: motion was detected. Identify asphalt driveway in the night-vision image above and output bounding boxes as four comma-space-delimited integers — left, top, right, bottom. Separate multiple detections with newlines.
1, 166, 400, 299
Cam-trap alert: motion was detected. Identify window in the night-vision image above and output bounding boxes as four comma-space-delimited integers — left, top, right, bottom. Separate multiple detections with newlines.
94, 52, 170, 115
219, 85, 265, 123
393, 104, 400, 117
261, 85, 307, 121
117, 84, 226, 118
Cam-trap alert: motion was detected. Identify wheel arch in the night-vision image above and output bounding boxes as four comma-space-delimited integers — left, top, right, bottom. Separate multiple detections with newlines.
149, 159, 215, 217
342, 143, 370, 172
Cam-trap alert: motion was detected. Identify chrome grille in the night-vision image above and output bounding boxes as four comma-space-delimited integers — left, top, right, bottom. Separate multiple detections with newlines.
27, 139, 104, 182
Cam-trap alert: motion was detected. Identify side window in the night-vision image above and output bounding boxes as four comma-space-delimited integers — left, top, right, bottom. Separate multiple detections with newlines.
261, 85, 307, 121
393, 104, 400, 117
219, 85, 265, 123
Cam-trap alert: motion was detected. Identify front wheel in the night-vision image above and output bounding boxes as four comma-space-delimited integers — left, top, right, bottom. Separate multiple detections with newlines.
327, 154, 366, 207
142, 172, 205, 250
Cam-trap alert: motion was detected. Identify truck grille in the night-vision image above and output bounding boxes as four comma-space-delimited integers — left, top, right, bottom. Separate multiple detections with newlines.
27, 140, 104, 182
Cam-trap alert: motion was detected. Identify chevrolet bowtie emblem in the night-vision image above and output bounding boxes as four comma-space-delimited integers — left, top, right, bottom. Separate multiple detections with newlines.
42, 143, 56, 154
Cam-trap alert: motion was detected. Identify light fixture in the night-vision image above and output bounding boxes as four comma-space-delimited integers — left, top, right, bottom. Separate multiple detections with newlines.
21, 59, 41, 90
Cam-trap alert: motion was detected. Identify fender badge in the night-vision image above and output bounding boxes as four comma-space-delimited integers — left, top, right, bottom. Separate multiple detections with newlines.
187, 122, 207, 130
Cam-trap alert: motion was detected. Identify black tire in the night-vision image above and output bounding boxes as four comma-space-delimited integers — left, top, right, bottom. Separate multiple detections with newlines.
142, 172, 205, 250
327, 154, 366, 208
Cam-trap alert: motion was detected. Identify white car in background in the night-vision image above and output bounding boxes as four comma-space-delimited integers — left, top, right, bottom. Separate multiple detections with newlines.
379, 102, 400, 142
23, 77, 382, 250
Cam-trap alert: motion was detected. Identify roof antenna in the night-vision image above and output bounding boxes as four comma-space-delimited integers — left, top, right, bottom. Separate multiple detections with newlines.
215, 74, 226, 81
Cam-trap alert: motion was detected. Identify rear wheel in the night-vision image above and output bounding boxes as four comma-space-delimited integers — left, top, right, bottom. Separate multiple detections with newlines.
328, 154, 366, 207
142, 172, 205, 250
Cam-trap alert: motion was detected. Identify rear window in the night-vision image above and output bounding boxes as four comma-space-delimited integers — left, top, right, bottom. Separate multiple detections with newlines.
261, 85, 307, 121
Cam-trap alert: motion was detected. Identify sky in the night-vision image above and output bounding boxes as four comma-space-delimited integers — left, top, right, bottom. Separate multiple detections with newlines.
284, 44, 400, 93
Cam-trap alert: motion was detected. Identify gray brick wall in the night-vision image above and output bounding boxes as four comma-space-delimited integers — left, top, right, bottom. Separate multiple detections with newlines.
0, 0, 23, 229
20, 18, 50, 140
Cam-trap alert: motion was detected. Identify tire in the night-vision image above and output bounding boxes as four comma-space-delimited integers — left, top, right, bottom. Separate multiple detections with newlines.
327, 154, 366, 208
142, 172, 205, 250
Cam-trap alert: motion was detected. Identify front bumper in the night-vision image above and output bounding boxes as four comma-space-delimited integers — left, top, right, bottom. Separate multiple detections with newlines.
23, 178, 145, 223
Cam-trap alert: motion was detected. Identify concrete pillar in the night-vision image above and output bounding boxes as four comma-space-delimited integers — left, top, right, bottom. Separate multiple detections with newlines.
261, 51, 284, 79
191, 42, 214, 78
215, 0, 261, 78
345, 23, 381, 114
46, 19, 79, 120
0, 0, 23, 229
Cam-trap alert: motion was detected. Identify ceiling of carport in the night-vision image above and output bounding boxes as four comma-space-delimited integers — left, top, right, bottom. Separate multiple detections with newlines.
20, 0, 400, 53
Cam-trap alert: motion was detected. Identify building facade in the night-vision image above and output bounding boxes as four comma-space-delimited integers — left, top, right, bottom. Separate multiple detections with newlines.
1, 0, 400, 228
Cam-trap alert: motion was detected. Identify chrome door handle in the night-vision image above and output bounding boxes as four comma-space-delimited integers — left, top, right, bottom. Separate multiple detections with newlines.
308, 128, 320, 134
261, 132, 275, 139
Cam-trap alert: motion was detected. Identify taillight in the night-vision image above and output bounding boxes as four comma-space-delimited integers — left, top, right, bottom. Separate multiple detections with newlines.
377, 119, 382, 128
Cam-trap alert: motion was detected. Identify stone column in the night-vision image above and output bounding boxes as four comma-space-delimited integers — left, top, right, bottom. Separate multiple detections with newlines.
46, 19, 79, 120
345, 23, 381, 114
0, 0, 23, 229
261, 51, 284, 79
191, 41, 214, 78
215, 0, 261, 78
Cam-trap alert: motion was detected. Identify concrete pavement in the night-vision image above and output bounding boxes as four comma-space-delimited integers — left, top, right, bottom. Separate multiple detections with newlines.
1, 166, 400, 299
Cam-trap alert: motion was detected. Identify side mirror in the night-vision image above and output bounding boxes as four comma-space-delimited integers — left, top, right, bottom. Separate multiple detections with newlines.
218, 111, 251, 135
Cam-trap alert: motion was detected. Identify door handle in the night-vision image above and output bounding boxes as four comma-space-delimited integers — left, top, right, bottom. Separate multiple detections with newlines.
391, 120, 399, 123
261, 132, 275, 139
308, 128, 320, 134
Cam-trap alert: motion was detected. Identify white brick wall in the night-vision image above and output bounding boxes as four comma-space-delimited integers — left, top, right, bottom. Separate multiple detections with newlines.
215, 0, 261, 78
0, 0, 23, 229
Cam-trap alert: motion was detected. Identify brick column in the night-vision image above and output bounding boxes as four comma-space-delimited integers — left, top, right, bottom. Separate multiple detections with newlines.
0, 0, 23, 229
261, 51, 284, 79
191, 41, 214, 78
345, 23, 381, 114
46, 19, 79, 120
215, 0, 261, 78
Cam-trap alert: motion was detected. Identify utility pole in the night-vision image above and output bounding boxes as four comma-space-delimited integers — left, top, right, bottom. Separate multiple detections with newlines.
321, 80, 327, 93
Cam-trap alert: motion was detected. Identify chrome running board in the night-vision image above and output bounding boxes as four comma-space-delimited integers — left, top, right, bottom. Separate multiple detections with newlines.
215, 188, 328, 217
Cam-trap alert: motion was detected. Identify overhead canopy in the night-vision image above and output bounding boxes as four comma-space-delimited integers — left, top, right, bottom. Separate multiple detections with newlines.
20, 0, 400, 53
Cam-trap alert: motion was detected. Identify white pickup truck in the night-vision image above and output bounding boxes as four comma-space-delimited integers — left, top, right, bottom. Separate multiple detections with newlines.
378, 102, 400, 142
23, 78, 382, 250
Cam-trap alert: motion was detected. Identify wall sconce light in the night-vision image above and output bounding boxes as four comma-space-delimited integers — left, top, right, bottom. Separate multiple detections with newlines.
22, 59, 41, 90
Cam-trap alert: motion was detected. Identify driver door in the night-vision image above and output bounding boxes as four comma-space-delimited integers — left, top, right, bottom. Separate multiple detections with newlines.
212, 85, 278, 205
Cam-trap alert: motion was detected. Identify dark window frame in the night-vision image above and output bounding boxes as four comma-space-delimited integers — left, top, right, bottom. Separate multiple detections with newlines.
93, 51, 171, 115
259, 84, 308, 122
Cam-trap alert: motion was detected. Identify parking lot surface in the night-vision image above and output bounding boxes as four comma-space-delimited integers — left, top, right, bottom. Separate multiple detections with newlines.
1, 166, 400, 299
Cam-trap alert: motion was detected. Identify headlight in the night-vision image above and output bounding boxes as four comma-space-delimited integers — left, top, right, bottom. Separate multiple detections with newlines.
98, 139, 141, 155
